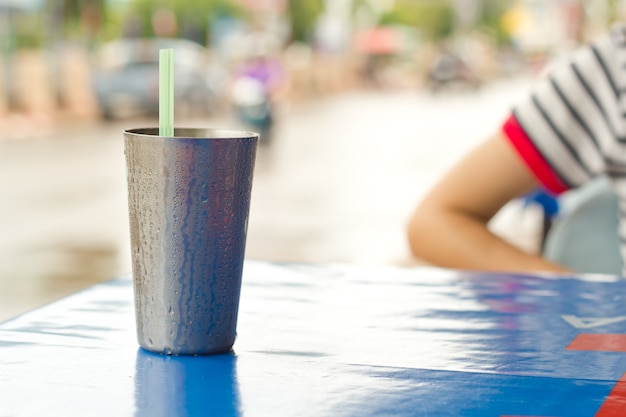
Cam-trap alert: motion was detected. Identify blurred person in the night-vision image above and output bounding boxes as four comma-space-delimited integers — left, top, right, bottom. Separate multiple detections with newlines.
407, 23, 626, 275
152, 8, 177, 38
232, 31, 287, 145
284, 41, 314, 99
312, 11, 351, 93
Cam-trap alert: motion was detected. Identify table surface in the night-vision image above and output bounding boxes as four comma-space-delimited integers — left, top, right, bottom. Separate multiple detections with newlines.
2, 260, 626, 416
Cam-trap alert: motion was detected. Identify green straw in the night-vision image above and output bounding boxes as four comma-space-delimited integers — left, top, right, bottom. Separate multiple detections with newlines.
159, 48, 174, 137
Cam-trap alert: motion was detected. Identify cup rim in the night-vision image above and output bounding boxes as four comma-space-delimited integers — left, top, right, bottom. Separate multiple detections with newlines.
124, 127, 259, 140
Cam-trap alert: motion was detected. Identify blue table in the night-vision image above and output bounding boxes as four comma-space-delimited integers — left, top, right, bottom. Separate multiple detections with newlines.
1, 261, 626, 416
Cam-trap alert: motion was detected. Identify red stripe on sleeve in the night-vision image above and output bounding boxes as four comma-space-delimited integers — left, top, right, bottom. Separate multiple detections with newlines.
502, 115, 570, 195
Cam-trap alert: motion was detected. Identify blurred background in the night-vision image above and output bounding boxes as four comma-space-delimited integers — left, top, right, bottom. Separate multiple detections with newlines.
0, 0, 624, 320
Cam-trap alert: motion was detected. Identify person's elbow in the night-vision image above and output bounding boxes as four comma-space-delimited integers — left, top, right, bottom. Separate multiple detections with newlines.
406, 203, 439, 262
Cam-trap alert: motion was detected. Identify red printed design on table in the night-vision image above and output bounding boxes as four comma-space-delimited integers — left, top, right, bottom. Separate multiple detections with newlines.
566, 334, 626, 353
594, 372, 626, 417
501, 334, 626, 417
566, 335, 626, 416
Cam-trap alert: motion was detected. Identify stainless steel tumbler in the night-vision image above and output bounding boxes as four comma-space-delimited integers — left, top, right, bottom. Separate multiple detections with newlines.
124, 128, 258, 355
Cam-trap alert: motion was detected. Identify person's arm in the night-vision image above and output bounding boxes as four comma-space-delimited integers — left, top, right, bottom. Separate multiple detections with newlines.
407, 132, 570, 274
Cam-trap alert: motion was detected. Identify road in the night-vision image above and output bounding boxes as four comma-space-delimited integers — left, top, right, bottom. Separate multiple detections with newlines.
0, 78, 540, 320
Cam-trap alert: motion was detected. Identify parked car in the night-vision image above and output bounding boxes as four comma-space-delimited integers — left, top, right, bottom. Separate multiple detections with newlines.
92, 38, 222, 120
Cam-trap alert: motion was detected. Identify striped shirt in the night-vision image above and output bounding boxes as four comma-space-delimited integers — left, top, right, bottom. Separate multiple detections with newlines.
501, 23, 626, 273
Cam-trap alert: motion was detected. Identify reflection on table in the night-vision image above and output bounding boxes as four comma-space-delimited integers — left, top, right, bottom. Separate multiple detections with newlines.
1, 260, 625, 416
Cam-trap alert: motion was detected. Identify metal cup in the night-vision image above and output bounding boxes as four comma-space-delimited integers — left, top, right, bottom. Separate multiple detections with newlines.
124, 127, 258, 355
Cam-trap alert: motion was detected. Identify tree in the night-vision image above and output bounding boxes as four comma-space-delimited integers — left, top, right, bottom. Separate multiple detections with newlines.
126, 0, 245, 44
378, 0, 515, 45
478, 0, 514, 45
286, 0, 325, 43
62, 0, 106, 41
379, 1, 454, 41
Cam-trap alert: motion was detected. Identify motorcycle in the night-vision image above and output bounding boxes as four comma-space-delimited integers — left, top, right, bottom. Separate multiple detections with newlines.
427, 51, 481, 92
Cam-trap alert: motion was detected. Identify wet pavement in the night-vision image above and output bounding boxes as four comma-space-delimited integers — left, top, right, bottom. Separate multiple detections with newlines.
0, 78, 540, 321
